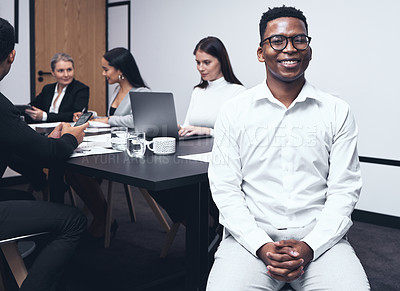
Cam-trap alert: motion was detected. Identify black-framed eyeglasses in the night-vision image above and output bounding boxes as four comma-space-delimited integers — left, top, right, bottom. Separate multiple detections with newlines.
260, 34, 312, 51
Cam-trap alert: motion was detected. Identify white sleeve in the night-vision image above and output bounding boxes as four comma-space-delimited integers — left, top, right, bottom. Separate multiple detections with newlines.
302, 105, 361, 260
208, 105, 272, 257
42, 111, 48, 121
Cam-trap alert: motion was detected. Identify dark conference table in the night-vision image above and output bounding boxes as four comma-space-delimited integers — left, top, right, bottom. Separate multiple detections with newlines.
65, 137, 214, 291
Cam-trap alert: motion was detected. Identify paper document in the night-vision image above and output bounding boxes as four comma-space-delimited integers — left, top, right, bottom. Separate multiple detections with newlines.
178, 152, 212, 163
83, 133, 112, 148
29, 122, 61, 130
70, 133, 119, 157
85, 127, 111, 134
70, 146, 120, 158
83, 133, 110, 142
88, 121, 110, 128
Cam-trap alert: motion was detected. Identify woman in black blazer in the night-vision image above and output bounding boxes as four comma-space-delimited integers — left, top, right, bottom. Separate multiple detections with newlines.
25, 53, 89, 122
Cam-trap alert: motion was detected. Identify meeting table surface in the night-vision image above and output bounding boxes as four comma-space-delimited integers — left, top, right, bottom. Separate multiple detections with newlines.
65, 136, 214, 291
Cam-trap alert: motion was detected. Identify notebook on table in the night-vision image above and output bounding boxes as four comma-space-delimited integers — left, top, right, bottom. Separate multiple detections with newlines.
129, 91, 212, 141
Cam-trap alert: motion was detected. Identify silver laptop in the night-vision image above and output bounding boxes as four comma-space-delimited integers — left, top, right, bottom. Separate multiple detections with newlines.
129, 91, 212, 141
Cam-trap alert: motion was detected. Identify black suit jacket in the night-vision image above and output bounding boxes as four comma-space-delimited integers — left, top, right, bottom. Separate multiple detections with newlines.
30, 79, 89, 122
0, 92, 78, 179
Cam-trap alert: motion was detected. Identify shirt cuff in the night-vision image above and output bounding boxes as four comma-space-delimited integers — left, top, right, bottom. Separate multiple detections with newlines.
42, 111, 47, 121
232, 227, 273, 257
302, 215, 352, 260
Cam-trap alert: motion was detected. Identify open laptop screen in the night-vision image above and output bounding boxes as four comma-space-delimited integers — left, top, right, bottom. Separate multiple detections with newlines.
129, 91, 180, 140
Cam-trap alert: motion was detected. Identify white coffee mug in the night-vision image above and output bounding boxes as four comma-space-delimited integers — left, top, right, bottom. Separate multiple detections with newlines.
147, 137, 176, 155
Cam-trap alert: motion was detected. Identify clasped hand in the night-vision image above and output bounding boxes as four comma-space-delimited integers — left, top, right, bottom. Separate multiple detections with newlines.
48, 122, 88, 144
256, 239, 313, 282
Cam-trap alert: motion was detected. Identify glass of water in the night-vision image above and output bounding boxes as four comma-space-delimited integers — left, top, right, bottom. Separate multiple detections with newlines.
126, 131, 146, 158
110, 127, 128, 150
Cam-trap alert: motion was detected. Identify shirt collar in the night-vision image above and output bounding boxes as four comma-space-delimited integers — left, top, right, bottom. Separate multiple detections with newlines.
207, 76, 226, 89
252, 80, 319, 105
54, 83, 69, 94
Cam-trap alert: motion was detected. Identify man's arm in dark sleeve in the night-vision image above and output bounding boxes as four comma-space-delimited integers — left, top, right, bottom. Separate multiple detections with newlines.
0, 97, 78, 166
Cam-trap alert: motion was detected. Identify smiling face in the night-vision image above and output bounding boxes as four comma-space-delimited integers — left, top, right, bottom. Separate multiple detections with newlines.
257, 17, 312, 85
52, 60, 74, 88
195, 50, 223, 82
101, 57, 121, 84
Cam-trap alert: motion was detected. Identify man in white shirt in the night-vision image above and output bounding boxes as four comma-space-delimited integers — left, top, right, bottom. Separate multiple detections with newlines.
206, 6, 370, 290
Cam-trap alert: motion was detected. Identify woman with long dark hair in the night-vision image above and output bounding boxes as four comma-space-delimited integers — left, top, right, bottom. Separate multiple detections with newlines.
68, 48, 149, 239
74, 47, 149, 128
178, 36, 245, 137
152, 37, 245, 231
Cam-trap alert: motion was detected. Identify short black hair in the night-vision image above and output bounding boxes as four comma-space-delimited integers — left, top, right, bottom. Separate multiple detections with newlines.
259, 6, 308, 41
0, 18, 15, 63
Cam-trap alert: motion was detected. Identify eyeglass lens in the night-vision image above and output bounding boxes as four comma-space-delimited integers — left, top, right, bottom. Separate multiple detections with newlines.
269, 35, 310, 51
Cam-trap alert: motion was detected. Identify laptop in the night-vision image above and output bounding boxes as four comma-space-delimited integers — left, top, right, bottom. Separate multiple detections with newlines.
129, 91, 212, 141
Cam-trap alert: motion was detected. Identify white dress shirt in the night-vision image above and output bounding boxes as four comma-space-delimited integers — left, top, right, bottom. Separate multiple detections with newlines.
42, 84, 68, 121
208, 80, 362, 260
183, 77, 246, 128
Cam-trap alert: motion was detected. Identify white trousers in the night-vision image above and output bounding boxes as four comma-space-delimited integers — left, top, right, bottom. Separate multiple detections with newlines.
206, 227, 370, 291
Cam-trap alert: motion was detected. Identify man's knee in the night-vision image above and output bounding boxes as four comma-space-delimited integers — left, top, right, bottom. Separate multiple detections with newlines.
207, 236, 282, 291
54, 203, 87, 236
296, 239, 370, 290
67, 207, 88, 234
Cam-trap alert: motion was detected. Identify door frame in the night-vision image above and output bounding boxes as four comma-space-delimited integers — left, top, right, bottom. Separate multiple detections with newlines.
29, 0, 132, 111
28, 0, 34, 102
105, 0, 131, 111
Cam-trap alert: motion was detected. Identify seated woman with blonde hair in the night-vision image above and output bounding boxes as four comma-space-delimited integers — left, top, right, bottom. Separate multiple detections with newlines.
26, 52, 89, 123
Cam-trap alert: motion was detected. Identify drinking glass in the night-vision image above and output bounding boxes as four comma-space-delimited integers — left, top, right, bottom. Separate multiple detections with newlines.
126, 131, 146, 158
110, 127, 128, 150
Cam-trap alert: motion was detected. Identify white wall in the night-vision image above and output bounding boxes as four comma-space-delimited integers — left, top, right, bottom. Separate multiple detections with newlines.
357, 163, 400, 217
131, 0, 400, 216
0, 0, 31, 104
107, 0, 131, 107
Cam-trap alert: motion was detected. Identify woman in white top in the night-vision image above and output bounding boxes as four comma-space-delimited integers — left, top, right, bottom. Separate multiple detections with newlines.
68, 48, 149, 239
151, 36, 245, 227
178, 36, 246, 137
